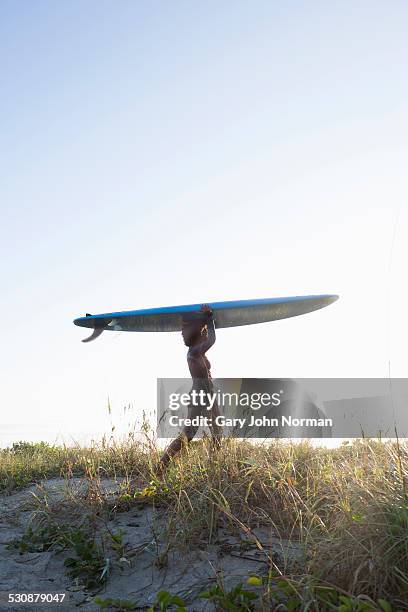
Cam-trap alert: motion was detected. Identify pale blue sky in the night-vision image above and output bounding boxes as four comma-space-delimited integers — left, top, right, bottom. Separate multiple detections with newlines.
1, 1, 407, 446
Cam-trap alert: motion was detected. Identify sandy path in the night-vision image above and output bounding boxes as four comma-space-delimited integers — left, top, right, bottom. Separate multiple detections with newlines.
0, 478, 303, 611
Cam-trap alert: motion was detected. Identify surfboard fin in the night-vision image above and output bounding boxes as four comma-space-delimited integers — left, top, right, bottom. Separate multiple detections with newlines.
82, 328, 104, 343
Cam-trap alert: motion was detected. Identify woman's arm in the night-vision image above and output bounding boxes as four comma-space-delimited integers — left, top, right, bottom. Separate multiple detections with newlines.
189, 306, 216, 356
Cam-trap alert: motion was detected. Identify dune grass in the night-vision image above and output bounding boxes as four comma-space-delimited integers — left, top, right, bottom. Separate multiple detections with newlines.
1, 437, 408, 609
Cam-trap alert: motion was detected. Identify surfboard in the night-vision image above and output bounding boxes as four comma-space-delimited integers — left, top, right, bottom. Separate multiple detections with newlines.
73, 294, 338, 342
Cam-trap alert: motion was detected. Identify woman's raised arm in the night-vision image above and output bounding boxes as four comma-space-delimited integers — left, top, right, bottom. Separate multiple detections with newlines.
189, 306, 216, 356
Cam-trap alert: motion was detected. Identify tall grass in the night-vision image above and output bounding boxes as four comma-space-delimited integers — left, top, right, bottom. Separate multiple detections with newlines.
1, 437, 408, 607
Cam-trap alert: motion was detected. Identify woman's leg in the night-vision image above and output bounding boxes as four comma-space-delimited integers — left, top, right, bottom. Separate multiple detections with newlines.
157, 399, 200, 472
209, 399, 223, 449
158, 389, 222, 473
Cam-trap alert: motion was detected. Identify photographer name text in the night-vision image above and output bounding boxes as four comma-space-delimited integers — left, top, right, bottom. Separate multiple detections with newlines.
168, 415, 333, 428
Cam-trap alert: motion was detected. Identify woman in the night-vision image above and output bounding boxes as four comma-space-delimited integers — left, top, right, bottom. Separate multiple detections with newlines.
158, 304, 222, 472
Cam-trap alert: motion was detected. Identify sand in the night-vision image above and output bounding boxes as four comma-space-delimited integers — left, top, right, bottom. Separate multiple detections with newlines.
0, 478, 303, 611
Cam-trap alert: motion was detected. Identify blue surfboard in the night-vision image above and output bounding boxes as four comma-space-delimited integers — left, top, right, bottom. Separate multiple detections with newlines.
73, 294, 338, 342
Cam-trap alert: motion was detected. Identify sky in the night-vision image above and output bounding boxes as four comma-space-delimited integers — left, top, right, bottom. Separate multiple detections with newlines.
1, 1, 407, 447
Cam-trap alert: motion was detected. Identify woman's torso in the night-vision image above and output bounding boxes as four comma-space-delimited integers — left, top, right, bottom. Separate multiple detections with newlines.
187, 351, 212, 388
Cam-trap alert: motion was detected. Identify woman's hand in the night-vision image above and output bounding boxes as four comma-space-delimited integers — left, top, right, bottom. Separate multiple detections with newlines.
200, 304, 213, 318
